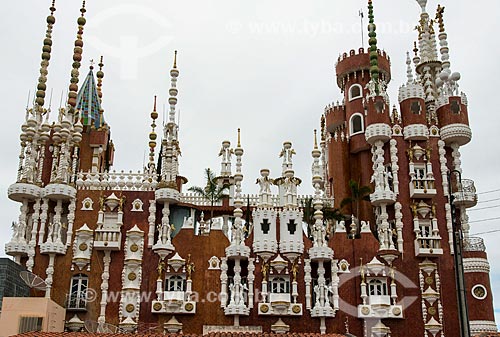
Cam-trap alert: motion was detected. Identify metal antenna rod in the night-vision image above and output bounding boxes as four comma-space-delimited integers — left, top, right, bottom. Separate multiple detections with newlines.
359, 9, 365, 48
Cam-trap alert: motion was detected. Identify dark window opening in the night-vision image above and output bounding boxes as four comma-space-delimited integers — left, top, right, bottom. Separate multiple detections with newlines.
451, 100, 461, 114
351, 115, 363, 134
411, 101, 421, 115
261, 219, 270, 234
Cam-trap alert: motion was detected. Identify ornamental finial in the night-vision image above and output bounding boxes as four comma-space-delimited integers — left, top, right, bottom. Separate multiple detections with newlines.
237, 128, 241, 148
174, 50, 178, 69
436, 5, 445, 33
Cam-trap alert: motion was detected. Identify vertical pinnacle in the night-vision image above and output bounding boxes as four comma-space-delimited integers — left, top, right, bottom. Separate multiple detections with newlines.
314, 129, 318, 149
237, 128, 241, 148
174, 50, 178, 69
66, 1, 87, 110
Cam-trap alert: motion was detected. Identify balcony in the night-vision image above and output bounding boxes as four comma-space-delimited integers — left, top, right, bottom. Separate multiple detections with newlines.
358, 302, 403, 319
94, 229, 122, 250
409, 178, 436, 198
453, 179, 477, 208
151, 294, 196, 314
415, 236, 443, 257
463, 237, 486, 253
8, 182, 42, 202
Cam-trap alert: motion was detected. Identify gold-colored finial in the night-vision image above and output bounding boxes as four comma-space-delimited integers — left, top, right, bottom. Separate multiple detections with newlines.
314, 129, 318, 149
174, 50, 178, 68
237, 128, 241, 147
154, 95, 157, 112
413, 41, 418, 56
436, 5, 445, 33
99, 56, 104, 70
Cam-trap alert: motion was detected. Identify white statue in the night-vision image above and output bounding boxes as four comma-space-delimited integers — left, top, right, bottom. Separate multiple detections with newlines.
314, 284, 321, 306
47, 223, 54, 243
279, 142, 296, 165
219, 141, 233, 176
229, 283, 236, 304
53, 222, 62, 243
383, 170, 393, 191
313, 219, 326, 247
239, 283, 248, 305
256, 173, 272, 194
231, 220, 243, 245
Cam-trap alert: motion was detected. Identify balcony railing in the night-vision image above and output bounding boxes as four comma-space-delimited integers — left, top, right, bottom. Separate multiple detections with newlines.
409, 178, 437, 198
453, 178, 478, 208
463, 236, 486, 252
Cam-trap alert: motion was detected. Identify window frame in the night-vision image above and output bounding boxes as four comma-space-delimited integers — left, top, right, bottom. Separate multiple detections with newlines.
68, 274, 88, 310
349, 113, 365, 136
348, 84, 363, 101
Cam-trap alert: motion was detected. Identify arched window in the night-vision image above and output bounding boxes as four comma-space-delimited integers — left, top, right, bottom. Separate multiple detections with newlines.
167, 275, 185, 291
271, 277, 290, 293
368, 279, 388, 296
68, 274, 88, 310
350, 113, 364, 135
349, 84, 363, 101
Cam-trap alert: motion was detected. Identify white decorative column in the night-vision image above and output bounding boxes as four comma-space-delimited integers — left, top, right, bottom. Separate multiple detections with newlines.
394, 202, 404, 253
66, 198, 76, 247
438, 140, 453, 252
390, 139, 400, 194
148, 200, 156, 248
45, 254, 56, 298
304, 259, 312, 310
98, 250, 112, 323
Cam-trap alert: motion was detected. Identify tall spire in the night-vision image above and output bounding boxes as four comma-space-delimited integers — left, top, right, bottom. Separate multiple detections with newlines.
367, 0, 380, 94
435, 4, 461, 96
168, 50, 179, 125
75, 64, 102, 128
66, 1, 87, 113
34, 0, 57, 111
159, 51, 181, 187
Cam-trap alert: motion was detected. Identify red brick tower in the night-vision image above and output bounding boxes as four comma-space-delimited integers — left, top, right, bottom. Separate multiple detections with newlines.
322, 0, 496, 336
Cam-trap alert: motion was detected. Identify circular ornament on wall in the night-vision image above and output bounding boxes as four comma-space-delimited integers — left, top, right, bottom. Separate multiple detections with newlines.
472, 284, 487, 300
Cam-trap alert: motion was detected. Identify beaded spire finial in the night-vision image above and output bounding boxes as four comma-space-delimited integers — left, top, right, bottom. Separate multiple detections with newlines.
174, 50, 178, 69
66, 0, 87, 111
96, 56, 104, 99
237, 128, 241, 148
367, 0, 380, 94
34, 0, 57, 110
148, 96, 158, 171
314, 129, 318, 149
97, 56, 105, 127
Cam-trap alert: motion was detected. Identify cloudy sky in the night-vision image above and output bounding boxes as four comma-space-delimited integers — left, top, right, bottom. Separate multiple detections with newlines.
1, 0, 499, 327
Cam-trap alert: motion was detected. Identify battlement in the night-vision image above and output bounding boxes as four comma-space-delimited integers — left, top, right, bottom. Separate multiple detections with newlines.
336, 48, 391, 90
324, 102, 346, 131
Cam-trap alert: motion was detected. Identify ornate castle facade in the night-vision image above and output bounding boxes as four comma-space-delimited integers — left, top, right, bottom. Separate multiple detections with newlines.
5, 0, 497, 336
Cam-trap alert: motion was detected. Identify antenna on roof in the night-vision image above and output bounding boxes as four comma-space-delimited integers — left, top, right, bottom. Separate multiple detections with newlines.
359, 9, 365, 48
19, 271, 48, 292
84, 319, 120, 333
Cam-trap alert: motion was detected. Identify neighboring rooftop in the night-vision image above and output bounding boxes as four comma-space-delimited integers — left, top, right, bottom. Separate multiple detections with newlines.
0, 258, 29, 310
13, 333, 348, 337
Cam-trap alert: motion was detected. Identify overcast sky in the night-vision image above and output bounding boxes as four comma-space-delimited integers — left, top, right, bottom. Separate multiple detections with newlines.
1, 0, 499, 327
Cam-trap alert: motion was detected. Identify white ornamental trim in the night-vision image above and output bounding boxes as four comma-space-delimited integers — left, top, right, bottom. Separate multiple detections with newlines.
440, 124, 472, 146
403, 124, 429, 140
469, 320, 498, 333
463, 258, 490, 274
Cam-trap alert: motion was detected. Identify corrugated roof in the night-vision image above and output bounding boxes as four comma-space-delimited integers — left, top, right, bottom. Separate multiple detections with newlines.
13, 333, 347, 337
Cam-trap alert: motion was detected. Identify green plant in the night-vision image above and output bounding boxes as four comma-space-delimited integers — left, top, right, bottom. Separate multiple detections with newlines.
188, 168, 231, 225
